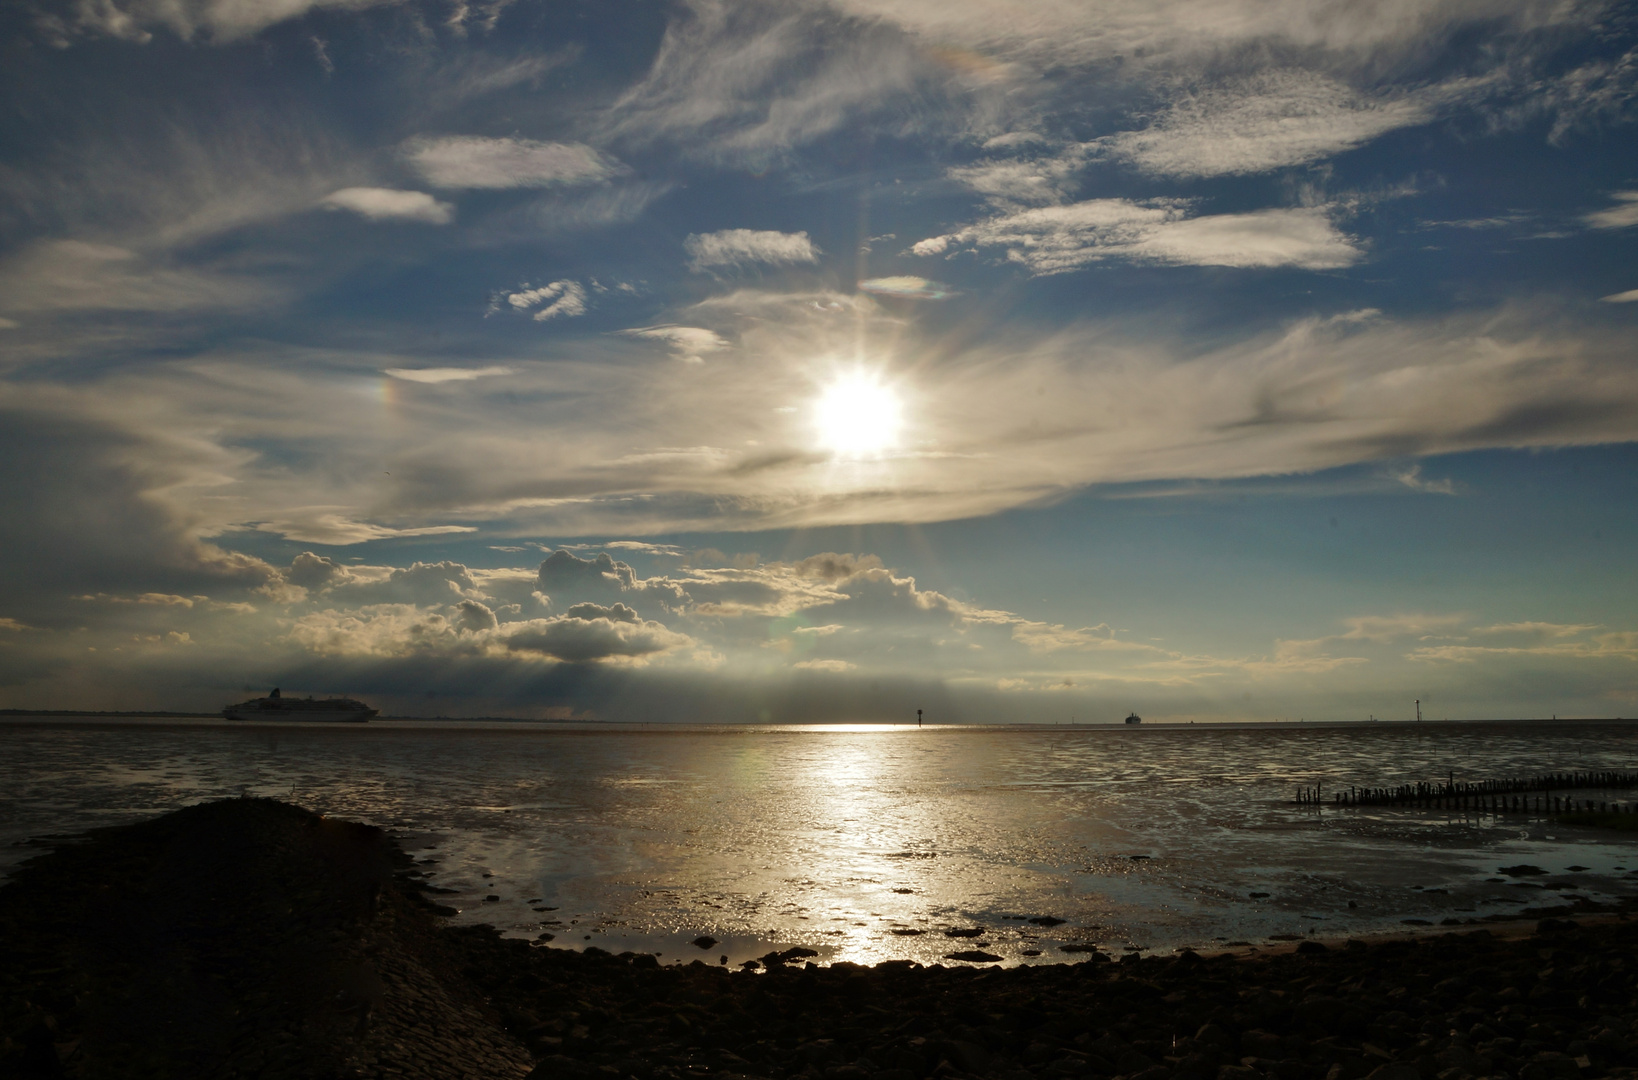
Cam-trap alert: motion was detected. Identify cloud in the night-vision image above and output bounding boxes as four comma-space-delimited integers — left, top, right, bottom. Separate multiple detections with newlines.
832, 0, 1592, 72
794, 658, 855, 672
0, 240, 271, 316
404, 137, 627, 190
603, 2, 944, 160
948, 154, 1086, 206
0, 390, 281, 623
1100, 70, 1432, 178
38, 0, 395, 43
1391, 464, 1457, 495
537, 549, 640, 592
319, 187, 453, 224
914, 201, 1361, 273
500, 614, 692, 663
246, 510, 477, 545
620, 325, 730, 363
793, 553, 885, 581
565, 601, 640, 623
286, 552, 352, 591
1602, 289, 1638, 303
858, 276, 954, 300
455, 599, 498, 632
1585, 192, 1638, 229
685, 229, 820, 271
384, 366, 514, 383
502, 280, 587, 321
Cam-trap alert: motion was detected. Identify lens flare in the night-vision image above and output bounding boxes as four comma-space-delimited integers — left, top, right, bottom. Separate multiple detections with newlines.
814, 372, 903, 457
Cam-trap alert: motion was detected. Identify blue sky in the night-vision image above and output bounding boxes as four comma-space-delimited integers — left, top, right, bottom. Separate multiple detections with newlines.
1, 0, 1635, 720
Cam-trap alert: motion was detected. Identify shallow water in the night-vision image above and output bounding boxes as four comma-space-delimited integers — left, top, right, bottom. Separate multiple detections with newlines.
3, 718, 1637, 967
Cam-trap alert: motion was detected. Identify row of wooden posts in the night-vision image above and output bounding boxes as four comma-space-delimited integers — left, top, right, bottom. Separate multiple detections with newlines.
1294, 769, 1638, 810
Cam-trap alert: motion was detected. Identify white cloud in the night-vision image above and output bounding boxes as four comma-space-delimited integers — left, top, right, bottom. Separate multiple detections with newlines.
685, 229, 820, 271
833, 0, 1593, 72
384, 366, 514, 383
1101, 70, 1431, 177
620, 325, 730, 363
404, 137, 626, 190
504, 280, 588, 321
948, 154, 1086, 205
43, 0, 394, 43
1392, 464, 1456, 495
858, 276, 954, 300
1585, 192, 1638, 230
603, 3, 941, 160
914, 200, 1361, 274
319, 187, 453, 224
1602, 289, 1638, 303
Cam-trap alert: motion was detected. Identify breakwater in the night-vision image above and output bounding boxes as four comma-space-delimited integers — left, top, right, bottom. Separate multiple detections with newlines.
1296, 769, 1638, 810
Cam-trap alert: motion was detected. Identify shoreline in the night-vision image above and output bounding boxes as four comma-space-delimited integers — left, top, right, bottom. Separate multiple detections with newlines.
6, 800, 1638, 1080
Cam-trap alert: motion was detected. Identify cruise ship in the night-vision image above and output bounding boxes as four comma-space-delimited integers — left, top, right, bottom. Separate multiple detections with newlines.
222, 688, 377, 723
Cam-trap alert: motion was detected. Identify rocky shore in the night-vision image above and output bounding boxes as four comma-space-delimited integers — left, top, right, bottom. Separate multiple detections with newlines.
4, 800, 1638, 1080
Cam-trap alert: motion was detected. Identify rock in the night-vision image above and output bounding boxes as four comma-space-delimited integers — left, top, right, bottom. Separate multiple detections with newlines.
483, 894, 501, 902
890, 928, 925, 936
1296, 941, 1329, 954
691, 936, 718, 950
945, 950, 1003, 963
1501, 865, 1549, 876
1363, 1064, 1421, 1080
1029, 916, 1067, 926
759, 946, 819, 965
944, 928, 986, 938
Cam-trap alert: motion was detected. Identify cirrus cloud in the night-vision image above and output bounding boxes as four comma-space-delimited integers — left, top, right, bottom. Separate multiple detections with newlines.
685, 229, 820, 271
914, 201, 1361, 274
404, 136, 627, 190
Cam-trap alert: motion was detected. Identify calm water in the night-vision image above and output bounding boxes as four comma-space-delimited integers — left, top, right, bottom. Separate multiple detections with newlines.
4, 718, 1638, 966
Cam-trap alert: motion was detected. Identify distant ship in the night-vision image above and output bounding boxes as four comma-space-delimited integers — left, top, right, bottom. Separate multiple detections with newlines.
223, 688, 376, 723
1125, 712, 1142, 725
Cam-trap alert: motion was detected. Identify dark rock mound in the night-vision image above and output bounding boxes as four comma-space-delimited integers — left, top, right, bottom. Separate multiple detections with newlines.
0, 798, 532, 1079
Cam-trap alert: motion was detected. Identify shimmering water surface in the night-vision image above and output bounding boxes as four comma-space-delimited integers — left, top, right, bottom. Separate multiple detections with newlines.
4, 719, 1638, 966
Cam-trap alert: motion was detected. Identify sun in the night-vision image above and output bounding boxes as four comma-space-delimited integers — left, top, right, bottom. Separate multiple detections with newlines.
813, 372, 903, 457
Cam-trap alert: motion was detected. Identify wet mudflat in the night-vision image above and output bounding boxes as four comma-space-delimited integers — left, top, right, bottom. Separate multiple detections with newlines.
6, 799, 1638, 1080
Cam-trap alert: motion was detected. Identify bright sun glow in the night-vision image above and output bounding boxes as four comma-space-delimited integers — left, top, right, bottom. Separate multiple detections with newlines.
814, 372, 903, 457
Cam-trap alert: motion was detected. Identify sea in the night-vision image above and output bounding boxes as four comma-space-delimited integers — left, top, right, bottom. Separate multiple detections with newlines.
3, 718, 1637, 968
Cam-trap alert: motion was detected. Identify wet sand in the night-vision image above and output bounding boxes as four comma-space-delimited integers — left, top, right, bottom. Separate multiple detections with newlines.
3, 800, 1637, 1080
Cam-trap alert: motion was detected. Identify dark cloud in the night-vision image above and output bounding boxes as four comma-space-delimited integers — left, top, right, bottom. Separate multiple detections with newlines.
565, 601, 639, 623
455, 599, 498, 632
537, 549, 639, 591
330, 560, 481, 606
793, 552, 885, 582
286, 551, 351, 591
535, 550, 688, 612
500, 614, 689, 663
0, 395, 277, 623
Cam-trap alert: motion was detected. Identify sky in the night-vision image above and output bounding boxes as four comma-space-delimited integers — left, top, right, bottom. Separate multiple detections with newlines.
1, 0, 1636, 722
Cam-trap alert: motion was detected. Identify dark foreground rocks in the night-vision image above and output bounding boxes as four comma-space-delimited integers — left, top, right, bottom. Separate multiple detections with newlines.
6, 800, 1638, 1080
0, 799, 533, 1079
